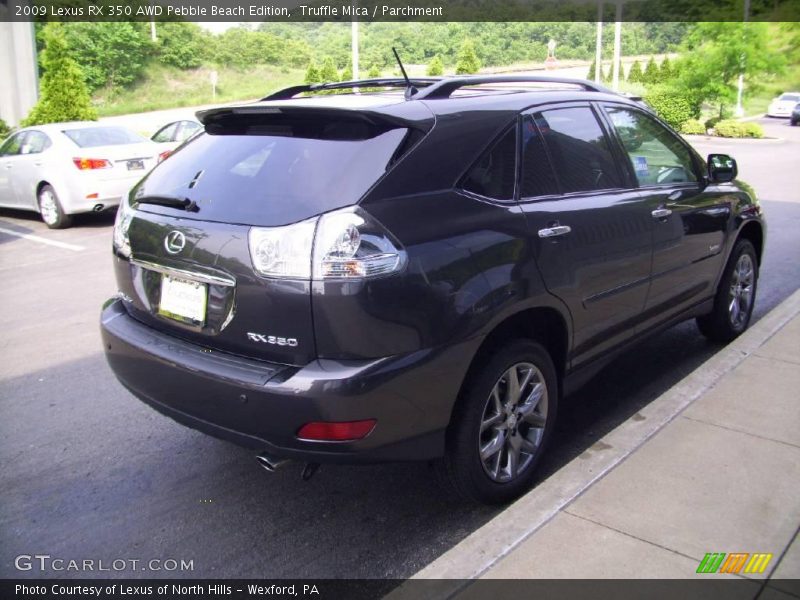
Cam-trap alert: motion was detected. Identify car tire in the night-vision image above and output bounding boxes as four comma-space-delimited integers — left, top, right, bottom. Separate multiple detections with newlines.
38, 184, 72, 229
791, 119, 798, 127
697, 239, 758, 343
438, 339, 558, 505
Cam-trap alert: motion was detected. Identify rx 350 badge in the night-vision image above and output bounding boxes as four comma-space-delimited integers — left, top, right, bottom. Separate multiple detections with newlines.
247, 332, 298, 347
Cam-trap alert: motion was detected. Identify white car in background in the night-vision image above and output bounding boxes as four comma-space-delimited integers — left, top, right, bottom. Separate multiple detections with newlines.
767, 92, 800, 118
150, 119, 203, 162
0, 122, 159, 228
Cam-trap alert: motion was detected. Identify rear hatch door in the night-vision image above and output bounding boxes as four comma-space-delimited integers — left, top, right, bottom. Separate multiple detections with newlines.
117, 106, 420, 366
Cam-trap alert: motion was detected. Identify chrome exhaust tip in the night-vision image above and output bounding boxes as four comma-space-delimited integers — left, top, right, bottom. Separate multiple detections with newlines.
256, 452, 290, 473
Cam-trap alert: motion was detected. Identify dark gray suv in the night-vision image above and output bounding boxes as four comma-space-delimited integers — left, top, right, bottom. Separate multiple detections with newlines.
101, 76, 765, 504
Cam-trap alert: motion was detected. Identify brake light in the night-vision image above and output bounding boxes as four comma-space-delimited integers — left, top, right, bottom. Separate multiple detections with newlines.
158, 150, 172, 163
296, 420, 377, 442
247, 207, 406, 281
73, 158, 111, 170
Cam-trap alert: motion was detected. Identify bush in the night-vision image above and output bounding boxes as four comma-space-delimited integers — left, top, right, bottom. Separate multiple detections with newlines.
714, 120, 764, 138
367, 64, 381, 78
627, 60, 643, 83
0, 118, 11, 140
704, 116, 722, 131
643, 85, 699, 129
680, 119, 706, 135
23, 23, 97, 126
642, 56, 660, 85
304, 61, 321, 85
455, 40, 481, 75
427, 55, 444, 77
319, 56, 339, 84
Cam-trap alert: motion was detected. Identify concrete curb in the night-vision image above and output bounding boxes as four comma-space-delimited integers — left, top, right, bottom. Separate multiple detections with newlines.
390, 287, 800, 597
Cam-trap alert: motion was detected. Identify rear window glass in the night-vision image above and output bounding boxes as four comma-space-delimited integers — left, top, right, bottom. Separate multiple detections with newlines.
63, 126, 146, 148
134, 117, 409, 226
779, 94, 799, 102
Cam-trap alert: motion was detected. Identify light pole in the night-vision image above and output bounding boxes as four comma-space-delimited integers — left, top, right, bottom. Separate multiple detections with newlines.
612, 1, 622, 91
351, 0, 359, 80
735, 0, 751, 117
595, 1, 603, 83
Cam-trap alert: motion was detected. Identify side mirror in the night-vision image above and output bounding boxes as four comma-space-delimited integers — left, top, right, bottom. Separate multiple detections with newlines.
708, 154, 737, 183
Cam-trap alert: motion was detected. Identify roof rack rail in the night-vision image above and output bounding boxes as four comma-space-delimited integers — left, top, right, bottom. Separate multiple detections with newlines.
263, 77, 443, 100
410, 75, 612, 100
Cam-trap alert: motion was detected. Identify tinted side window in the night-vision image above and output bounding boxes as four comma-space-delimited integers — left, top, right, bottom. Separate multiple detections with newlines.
0, 132, 26, 157
462, 126, 517, 201
535, 107, 622, 194
22, 131, 51, 154
521, 116, 559, 198
604, 106, 698, 186
152, 123, 178, 143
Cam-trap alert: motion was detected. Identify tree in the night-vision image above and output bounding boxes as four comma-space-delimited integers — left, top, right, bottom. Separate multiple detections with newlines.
659, 55, 673, 81
62, 22, 152, 90
24, 24, 96, 126
304, 60, 321, 85
427, 55, 444, 76
0, 118, 11, 140
319, 56, 339, 83
455, 39, 481, 74
675, 22, 784, 118
642, 56, 660, 84
156, 22, 208, 69
587, 58, 598, 81
367, 64, 381, 78
340, 64, 353, 82
627, 60, 644, 83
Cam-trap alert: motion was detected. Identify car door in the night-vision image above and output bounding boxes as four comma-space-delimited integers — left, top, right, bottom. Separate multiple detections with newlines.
598, 103, 730, 330
11, 130, 52, 210
0, 132, 27, 208
519, 103, 653, 368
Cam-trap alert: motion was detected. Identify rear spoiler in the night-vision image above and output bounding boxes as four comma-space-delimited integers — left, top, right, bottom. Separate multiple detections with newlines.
196, 103, 434, 134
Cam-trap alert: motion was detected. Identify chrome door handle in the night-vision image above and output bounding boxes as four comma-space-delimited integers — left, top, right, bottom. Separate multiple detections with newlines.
651, 208, 672, 219
538, 225, 572, 239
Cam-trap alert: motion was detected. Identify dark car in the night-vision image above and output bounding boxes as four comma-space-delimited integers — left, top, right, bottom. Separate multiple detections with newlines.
102, 76, 765, 504
791, 103, 799, 126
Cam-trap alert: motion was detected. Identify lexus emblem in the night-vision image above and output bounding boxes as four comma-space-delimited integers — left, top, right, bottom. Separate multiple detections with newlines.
164, 230, 186, 254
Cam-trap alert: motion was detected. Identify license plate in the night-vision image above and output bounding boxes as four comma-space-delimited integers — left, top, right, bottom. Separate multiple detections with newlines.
158, 275, 207, 324
127, 159, 145, 171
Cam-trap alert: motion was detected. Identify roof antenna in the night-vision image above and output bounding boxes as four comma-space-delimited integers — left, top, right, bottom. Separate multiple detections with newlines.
392, 47, 418, 100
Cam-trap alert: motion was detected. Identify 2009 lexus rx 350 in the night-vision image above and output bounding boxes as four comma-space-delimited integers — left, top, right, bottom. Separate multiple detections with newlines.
101, 76, 765, 504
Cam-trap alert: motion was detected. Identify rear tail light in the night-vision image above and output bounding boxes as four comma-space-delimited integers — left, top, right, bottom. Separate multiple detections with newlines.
297, 419, 376, 441
73, 158, 111, 170
158, 150, 172, 163
247, 207, 406, 281
113, 198, 134, 258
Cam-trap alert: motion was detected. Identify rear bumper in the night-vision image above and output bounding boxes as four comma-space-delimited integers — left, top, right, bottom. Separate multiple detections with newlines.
101, 299, 479, 463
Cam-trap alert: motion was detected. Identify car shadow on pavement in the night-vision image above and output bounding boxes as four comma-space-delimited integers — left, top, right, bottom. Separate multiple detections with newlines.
0, 207, 117, 230
0, 326, 726, 581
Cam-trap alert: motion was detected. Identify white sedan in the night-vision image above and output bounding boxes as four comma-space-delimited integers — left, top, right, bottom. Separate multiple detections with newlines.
767, 92, 800, 118
0, 122, 160, 228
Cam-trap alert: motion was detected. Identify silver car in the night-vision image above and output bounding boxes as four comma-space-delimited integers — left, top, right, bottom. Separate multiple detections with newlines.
0, 122, 160, 228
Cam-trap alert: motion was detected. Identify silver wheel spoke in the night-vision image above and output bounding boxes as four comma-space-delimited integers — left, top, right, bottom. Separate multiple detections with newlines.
523, 412, 547, 428
505, 367, 520, 405
506, 435, 521, 478
517, 383, 544, 417
480, 430, 505, 461
520, 436, 539, 454
481, 412, 504, 433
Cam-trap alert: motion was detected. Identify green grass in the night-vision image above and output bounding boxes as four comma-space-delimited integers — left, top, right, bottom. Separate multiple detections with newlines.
94, 64, 305, 117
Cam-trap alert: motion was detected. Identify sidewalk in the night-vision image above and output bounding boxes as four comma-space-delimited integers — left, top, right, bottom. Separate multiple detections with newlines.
399, 288, 800, 596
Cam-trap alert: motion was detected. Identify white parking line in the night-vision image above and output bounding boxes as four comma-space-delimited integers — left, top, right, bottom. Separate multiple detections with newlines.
0, 227, 85, 252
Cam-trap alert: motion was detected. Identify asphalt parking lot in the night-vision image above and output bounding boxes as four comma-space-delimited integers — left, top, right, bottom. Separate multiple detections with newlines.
1, 117, 799, 580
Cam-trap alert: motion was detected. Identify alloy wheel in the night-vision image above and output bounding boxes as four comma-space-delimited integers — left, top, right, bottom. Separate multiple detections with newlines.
729, 253, 754, 329
479, 362, 548, 483
39, 189, 59, 226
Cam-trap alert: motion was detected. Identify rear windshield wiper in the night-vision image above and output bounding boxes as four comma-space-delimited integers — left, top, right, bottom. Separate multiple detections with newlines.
135, 195, 199, 213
